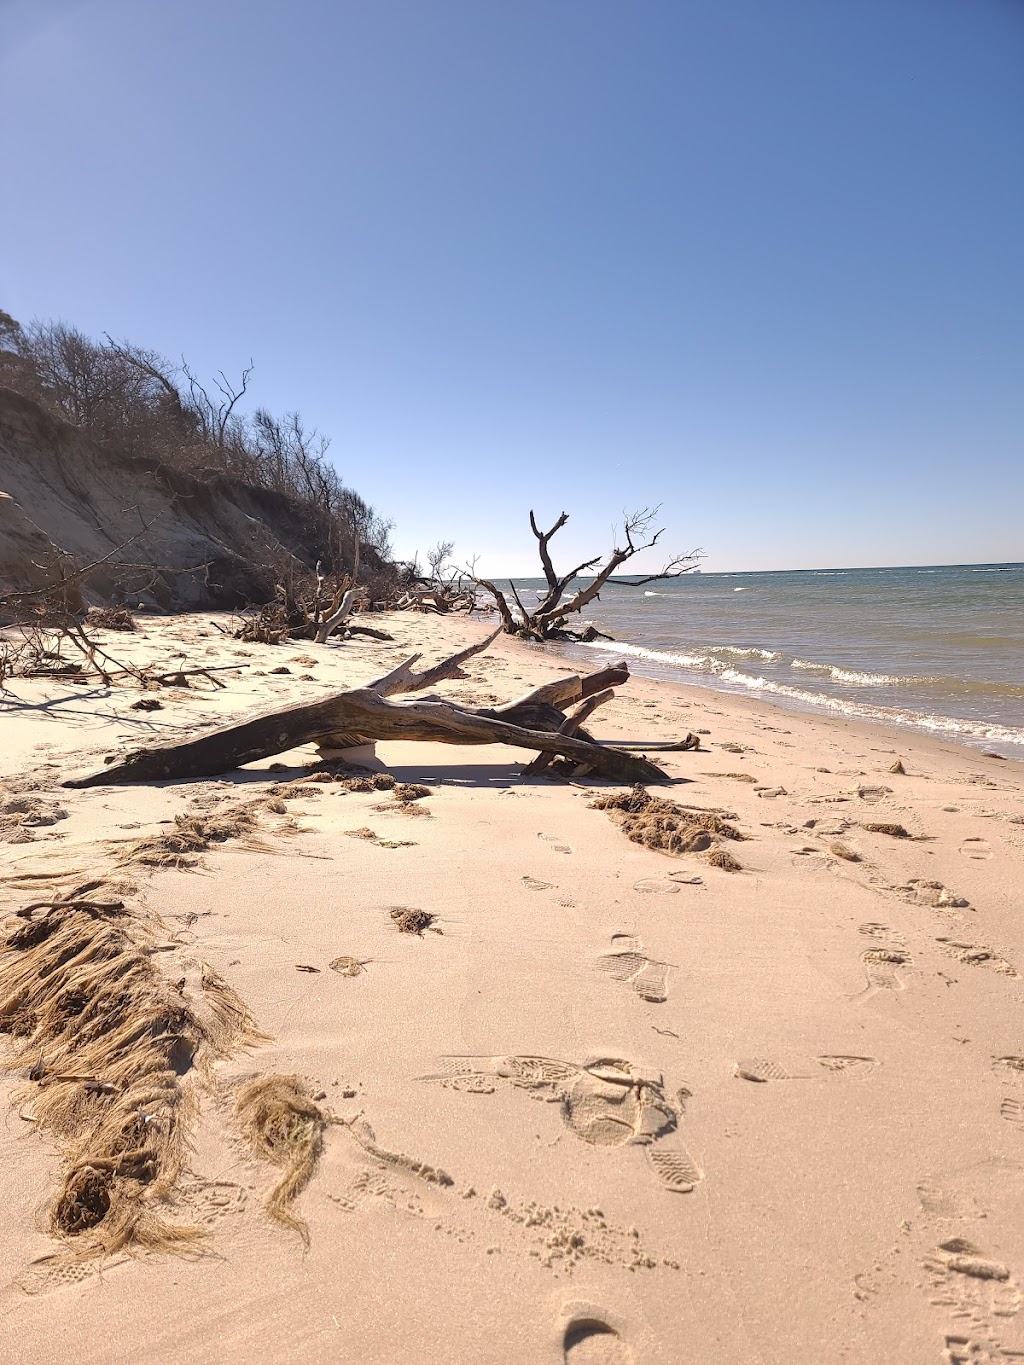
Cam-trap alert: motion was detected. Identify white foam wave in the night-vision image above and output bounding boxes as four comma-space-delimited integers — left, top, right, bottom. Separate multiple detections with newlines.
582, 640, 723, 674
580, 643, 1024, 746
713, 646, 783, 661
643, 591, 662, 597
712, 671, 1024, 744
791, 659, 906, 687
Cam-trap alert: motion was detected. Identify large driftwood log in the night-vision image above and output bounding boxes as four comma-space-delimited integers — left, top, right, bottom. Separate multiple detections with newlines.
64, 632, 666, 787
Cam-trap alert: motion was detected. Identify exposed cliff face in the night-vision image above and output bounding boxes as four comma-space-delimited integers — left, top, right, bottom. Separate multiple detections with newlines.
0, 387, 364, 611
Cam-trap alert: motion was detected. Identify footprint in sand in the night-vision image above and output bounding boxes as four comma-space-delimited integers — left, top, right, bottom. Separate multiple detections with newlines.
13, 1253, 132, 1297
859, 922, 909, 948
632, 877, 680, 894
596, 936, 670, 1003
562, 1309, 634, 1364
960, 837, 994, 860
923, 1238, 1023, 1359
735, 1055, 879, 1083
422, 1054, 699, 1192
539, 833, 572, 854
1001, 1098, 1024, 1129
522, 875, 555, 891
854, 925, 912, 999
937, 939, 1018, 977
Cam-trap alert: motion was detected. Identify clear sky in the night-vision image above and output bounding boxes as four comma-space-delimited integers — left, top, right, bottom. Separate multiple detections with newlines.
1, 0, 1022, 575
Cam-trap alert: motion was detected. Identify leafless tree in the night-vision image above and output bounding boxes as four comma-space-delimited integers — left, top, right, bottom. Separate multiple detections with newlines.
474, 507, 702, 641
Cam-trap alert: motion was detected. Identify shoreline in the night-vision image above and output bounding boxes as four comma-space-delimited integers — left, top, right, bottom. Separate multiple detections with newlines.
492, 623, 1024, 775
1, 610, 1023, 1364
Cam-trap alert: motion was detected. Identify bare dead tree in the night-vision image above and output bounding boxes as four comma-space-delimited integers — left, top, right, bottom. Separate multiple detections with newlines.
473, 508, 702, 641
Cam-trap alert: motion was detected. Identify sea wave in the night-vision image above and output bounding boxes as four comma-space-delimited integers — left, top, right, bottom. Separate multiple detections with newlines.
580, 640, 1024, 746
712, 646, 784, 661
792, 659, 902, 687
789, 659, 1024, 699
583, 641, 722, 673
709, 670, 1024, 745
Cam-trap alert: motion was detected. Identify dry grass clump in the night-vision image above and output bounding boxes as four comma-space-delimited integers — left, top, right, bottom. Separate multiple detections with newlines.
0, 889, 263, 1260
706, 847, 742, 873
130, 697, 163, 712
234, 1075, 326, 1244
393, 783, 433, 802
0, 795, 69, 844
829, 841, 862, 862
389, 906, 439, 935
345, 826, 379, 841
863, 822, 911, 839
590, 785, 746, 858
372, 800, 432, 818
87, 607, 136, 632
116, 800, 286, 868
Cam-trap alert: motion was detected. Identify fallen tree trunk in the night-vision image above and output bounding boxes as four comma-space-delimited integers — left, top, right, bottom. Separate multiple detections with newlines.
64, 633, 667, 787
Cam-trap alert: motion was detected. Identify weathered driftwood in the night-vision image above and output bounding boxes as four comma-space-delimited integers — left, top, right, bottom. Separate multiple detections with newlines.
314, 588, 355, 644
64, 630, 666, 787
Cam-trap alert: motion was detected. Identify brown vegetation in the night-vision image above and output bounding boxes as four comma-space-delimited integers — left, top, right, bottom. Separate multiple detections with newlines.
234, 1075, 327, 1244
0, 888, 263, 1261
591, 785, 745, 860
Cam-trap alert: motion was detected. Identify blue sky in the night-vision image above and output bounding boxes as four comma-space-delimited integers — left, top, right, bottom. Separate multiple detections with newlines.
1, 0, 1022, 575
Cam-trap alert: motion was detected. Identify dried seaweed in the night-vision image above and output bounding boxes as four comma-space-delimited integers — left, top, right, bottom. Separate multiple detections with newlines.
388, 906, 439, 935
234, 1075, 326, 1244
1, 891, 263, 1261
590, 784, 746, 858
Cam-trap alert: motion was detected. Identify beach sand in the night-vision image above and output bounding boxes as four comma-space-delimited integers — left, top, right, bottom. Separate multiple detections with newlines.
1, 611, 1022, 1364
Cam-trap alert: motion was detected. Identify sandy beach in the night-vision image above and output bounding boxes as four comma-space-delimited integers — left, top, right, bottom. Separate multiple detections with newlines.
1, 610, 1022, 1365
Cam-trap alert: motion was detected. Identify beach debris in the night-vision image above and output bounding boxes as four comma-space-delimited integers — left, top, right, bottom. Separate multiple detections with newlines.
86, 606, 136, 632
130, 697, 163, 711
829, 841, 861, 862
701, 771, 757, 783
889, 759, 906, 775
63, 637, 666, 788
0, 796, 69, 843
590, 785, 745, 860
706, 847, 742, 872
115, 798, 287, 868
294, 964, 320, 973
863, 822, 912, 839
234, 1075, 326, 1244
1, 888, 264, 1261
389, 906, 440, 935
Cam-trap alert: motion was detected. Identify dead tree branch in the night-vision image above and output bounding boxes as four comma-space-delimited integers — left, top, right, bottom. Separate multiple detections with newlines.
474, 507, 702, 641
63, 635, 667, 787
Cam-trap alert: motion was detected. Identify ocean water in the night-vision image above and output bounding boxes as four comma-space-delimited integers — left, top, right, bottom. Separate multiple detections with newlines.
490, 564, 1024, 757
